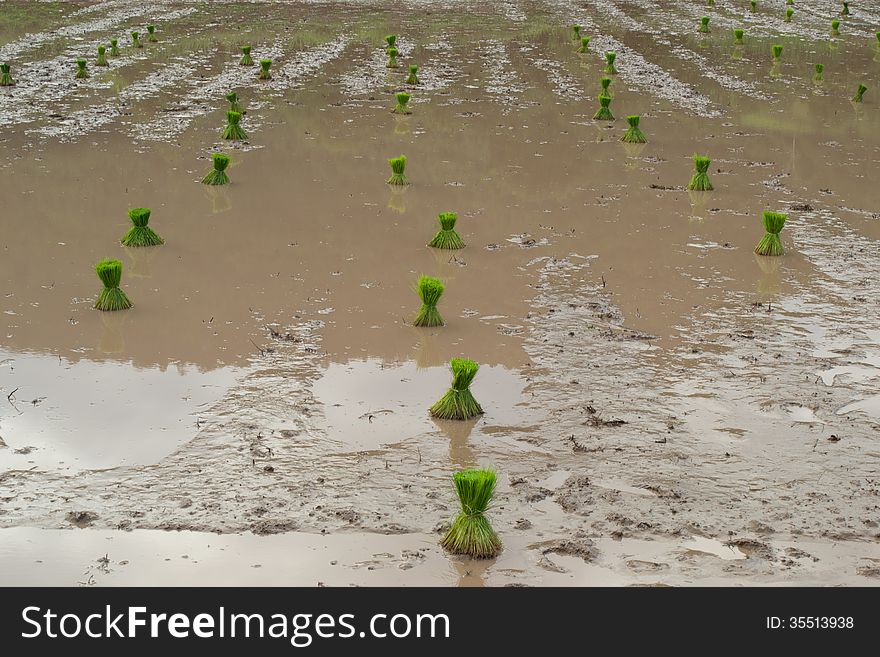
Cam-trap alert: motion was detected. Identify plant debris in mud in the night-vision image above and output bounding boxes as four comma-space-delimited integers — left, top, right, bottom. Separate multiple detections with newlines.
392, 91, 412, 114
75, 58, 89, 79
131, 31, 142, 48
441, 468, 501, 558
406, 64, 420, 85
221, 110, 248, 140
578, 37, 591, 53
258, 59, 272, 80
386, 47, 400, 68
96, 45, 109, 67
754, 210, 787, 256
387, 155, 409, 185
413, 274, 445, 327
621, 115, 647, 143
428, 212, 465, 250
594, 94, 614, 121
733, 28, 744, 45
202, 152, 230, 185
604, 51, 618, 75
147, 25, 157, 43
226, 91, 244, 114
852, 83, 867, 103
94, 259, 132, 311
687, 154, 713, 191
0, 63, 14, 86
121, 208, 164, 247
430, 358, 483, 420
240, 45, 253, 66
699, 16, 711, 34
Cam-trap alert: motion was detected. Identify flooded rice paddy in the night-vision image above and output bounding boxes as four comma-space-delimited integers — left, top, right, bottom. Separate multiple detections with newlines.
1, 0, 879, 586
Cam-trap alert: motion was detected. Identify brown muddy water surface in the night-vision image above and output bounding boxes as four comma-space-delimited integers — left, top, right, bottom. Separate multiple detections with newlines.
1, 0, 879, 586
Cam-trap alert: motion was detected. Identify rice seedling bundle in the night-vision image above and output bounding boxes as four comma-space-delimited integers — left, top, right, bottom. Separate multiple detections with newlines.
772, 44, 783, 60
621, 115, 647, 143
572, 25, 581, 40
876, 32, 880, 46
147, 25, 157, 42
94, 259, 132, 311
0, 63, 14, 86
387, 155, 409, 185
754, 211, 786, 256
786, 0, 793, 4
440, 468, 502, 559
430, 358, 484, 420
733, 28, 744, 44
841, 2, 849, 16
785, 8, 794, 21
240, 45, 253, 66
413, 275, 444, 327
121, 208, 164, 247
707, 0, 715, 6
852, 83, 867, 102
813, 63, 824, 81
687, 154, 713, 191
600, 76, 612, 96
604, 51, 618, 74
258, 59, 272, 79
392, 91, 412, 114
750, 0, 757, 10
428, 212, 465, 250
221, 110, 247, 140
406, 64, 420, 84
386, 47, 400, 68
385, 34, 397, 51
202, 153, 230, 185
110, 39, 120, 56
225, 91, 244, 114
594, 94, 614, 120
75, 58, 89, 79
578, 37, 591, 53
131, 31, 142, 48
832, 19, 840, 34
699, 16, 711, 33
96, 45, 109, 66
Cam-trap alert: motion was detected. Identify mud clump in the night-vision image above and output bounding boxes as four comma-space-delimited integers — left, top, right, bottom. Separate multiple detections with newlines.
65, 511, 99, 527
539, 537, 597, 562
250, 519, 299, 535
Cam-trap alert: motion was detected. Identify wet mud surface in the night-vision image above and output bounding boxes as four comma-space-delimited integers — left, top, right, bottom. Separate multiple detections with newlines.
1, 0, 879, 585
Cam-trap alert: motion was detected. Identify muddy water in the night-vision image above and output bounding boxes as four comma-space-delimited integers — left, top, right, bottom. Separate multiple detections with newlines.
1, 0, 879, 586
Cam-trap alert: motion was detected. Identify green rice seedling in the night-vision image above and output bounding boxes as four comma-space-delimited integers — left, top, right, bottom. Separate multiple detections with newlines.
604, 51, 618, 74
593, 94, 614, 120
384, 34, 397, 51
699, 16, 711, 33
392, 91, 412, 114
94, 259, 132, 311
110, 38, 120, 56
202, 153, 230, 185
431, 358, 483, 420
620, 115, 647, 143
0, 63, 14, 86
687, 154, 713, 191
440, 468, 500, 558
147, 25, 157, 42
707, 0, 715, 5
96, 45, 109, 66
428, 212, 465, 249
131, 31, 142, 48
785, 7, 794, 21
221, 110, 247, 140
225, 91, 244, 114
876, 31, 880, 46
578, 36, 591, 53
406, 64, 420, 84
786, 0, 793, 4
600, 75, 612, 96
413, 274, 444, 327
387, 155, 409, 185
733, 28, 744, 44
121, 207, 164, 247
754, 211, 786, 256
832, 19, 840, 35
386, 47, 400, 68
75, 58, 89, 79
258, 59, 272, 79
750, 0, 757, 10
813, 63, 824, 81
852, 83, 867, 102
572, 24, 581, 40
841, 2, 849, 15
772, 44, 783, 60
240, 45, 253, 66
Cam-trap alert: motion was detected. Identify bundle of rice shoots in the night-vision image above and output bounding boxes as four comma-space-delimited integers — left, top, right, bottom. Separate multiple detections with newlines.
202, 153, 230, 185
0, 63, 15, 86
832, 19, 840, 34
226, 91, 244, 114
221, 110, 247, 140
440, 468, 501, 556
733, 28, 744, 44
814, 63, 824, 81
750, 0, 757, 10
96, 45, 109, 66
572, 24, 581, 40
699, 16, 711, 33
440, 468, 502, 559
876, 31, 880, 46
621, 115, 647, 143
131, 31, 142, 48
110, 39, 120, 56
600, 75, 612, 96
386, 47, 399, 68
428, 212, 465, 249
578, 36, 591, 53
413, 275, 444, 327
387, 155, 409, 185
785, 7, 794, 21
687, 154, 713, 191
392, 91, 412, 114
258, 59, 272, 79
841, 2, 850, 15
604, 51, 618, 74
94, 259, 132, 311
430, 359, 483, 421
772, 44, 783, 60
121, 207, 164, 247
240, 45, 253, 66
147, 25, 157, 42
384, 34, 397, 51
852, 83, 867, 102
406, 64, 420, 84
754, 211, 786, 256
75, 58, 89, 79
594, 94, 614, 120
